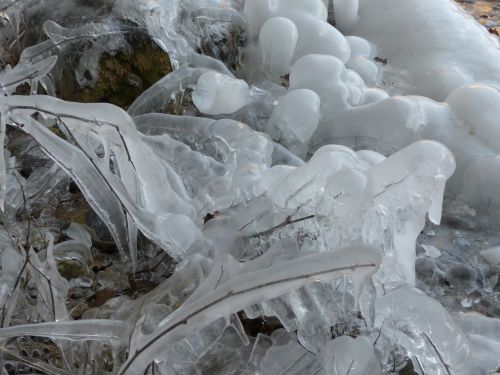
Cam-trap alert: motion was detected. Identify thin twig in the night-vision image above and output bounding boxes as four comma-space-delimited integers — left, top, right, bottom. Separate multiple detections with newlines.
422, 332, 452, 375
118, 261, 377, 374
247, 214, 315, 238
0, 346, 66, 375
13, 173, 31, 248
414, 355, 425, 374
28, 259, 56, 320
134, 253, 170, 275
215, 265, 224, 289
346, 360, 355, 375
373, 319, 385, 346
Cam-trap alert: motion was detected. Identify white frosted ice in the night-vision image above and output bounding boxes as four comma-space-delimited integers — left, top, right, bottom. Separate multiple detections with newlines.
1, 0, 500, 373
267, 89, 321, 146
259, 17, 298, 76
351, 0, 500, 100
192, 71, 251, 115
332, 0, 359, 33
446, 84, 500, 153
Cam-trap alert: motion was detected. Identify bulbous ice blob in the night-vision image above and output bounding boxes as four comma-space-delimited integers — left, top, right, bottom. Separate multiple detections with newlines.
317, 168, 367, 217
290, 54, 352, 121
290, 14, 351, 63
446, 84, 500, 153
315, 95, 422, 154
290, 54, 344, 90
262, 144, 361, 209
356, 149, 385, 166
244, 0, 327, 39
259, 17, 298, 76
192, 72, 251, 115
344, 69, 366, 104
332, 0, 359, 33
268, 89, 321, 144
370, 140, 456, 224
346, 57, 379, 86
345, 36, 373, 58
360, 88, 388, 104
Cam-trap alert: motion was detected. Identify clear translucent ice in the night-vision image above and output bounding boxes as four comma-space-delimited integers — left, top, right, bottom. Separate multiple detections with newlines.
0, 0, 499, 374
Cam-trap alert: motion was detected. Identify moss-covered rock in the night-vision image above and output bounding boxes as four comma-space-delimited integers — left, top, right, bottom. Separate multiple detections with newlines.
59, 33, 172, 109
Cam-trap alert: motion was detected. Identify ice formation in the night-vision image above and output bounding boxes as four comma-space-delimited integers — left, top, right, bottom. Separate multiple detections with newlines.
0, 0, 499, 374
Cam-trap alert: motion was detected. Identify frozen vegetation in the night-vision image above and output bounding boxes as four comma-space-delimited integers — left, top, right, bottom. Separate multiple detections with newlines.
0, 0, 499, 373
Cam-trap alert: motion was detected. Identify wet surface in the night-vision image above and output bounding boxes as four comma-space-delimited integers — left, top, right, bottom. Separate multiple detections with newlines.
456, 0, 500, 35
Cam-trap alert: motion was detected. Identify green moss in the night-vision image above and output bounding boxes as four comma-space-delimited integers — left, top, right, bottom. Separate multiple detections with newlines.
59, 33, 172, 109
57, 258, 92, 280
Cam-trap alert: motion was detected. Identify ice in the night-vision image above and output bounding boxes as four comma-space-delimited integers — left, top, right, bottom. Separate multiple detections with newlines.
0, 56, 57, 95
454, 312, 500, 372
192, 71, 251, 114
480, 247, 500, 266
345, 36, 373, 58
128, 67, 208, 116
351, 0, 500, 100
323, 336, 380, 375
258, 330, 312, 374
119, 245, 381, 373
289, 54, 362, 124
290, 15, 351, 63
243, 0, 327, 39
36, 234, 69, 321
1, 0, 500, 373
332, 0, 359, 33
374, 288, 473, 374
65, 223, 92, 249
446, 84, 500, 153
267, 89, 320, 153
422, 244, 442, 259
259, 17, 298, 77
0, 320, 130, 342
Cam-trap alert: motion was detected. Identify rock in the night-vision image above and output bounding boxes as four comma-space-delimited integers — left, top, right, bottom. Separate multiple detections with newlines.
59, 32, 172, 108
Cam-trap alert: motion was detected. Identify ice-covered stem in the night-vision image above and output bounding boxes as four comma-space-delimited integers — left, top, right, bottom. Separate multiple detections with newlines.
1, 95, 203, 259
119, 245, 382, 374
0, 319, 131, 342
20, 20, 139, 63
0, 56, 58, 210
0, 108, 6, 211
9, 113, 131, 258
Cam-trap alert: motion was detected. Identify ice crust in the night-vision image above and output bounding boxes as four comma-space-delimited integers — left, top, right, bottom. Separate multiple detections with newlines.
0, 0, 499, 373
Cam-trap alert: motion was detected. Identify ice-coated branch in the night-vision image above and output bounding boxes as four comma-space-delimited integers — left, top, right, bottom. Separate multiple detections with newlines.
0, 319, 131, 341
119, 245, 382, 374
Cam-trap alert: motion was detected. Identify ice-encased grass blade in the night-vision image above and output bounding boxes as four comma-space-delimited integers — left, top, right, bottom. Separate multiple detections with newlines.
119, 245, 382, 374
